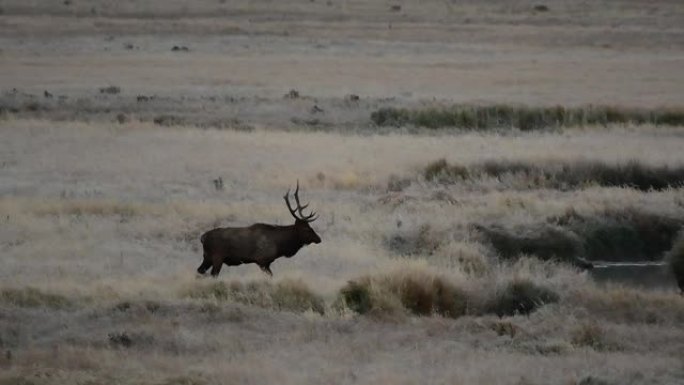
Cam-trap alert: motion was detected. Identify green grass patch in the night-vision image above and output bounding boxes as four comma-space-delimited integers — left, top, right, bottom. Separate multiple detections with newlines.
371, 104, 684, 131
424, 159, 684, 191
0, 378, 39, 385
0, 288, 74, 309
185, 279, 325, 314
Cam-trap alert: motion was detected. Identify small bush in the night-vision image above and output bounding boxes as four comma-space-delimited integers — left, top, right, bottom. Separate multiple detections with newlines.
108, 331, 154, 349
577, 376, 611, 385
99, 85, 121, 94
666, 231, 684, 292
0, 288, 73, 309
437, 241, 491, 276
424, 159, 469, 183
153, 115, 185, 127
112, 300, 161, 314
284, 89, 300, 99
339, 280, 373, 314
370, 107, 411, 127
490, 320, 521, 337
108, 332, 134, 348
487, 279, 559, 316
160, 376, 208, 385
387, 174, 411, 192
570, 322, 607, 350
338, 269, 468, 318
115, 113, 129, 124
185, 279, 325, 314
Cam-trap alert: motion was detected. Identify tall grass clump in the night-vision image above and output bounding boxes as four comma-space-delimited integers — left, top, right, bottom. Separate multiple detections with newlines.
184, 279, 325, 314
666, 231, 684, 293
486, 278, 559, 316
371, 104, 684, 130
337, 268, 469, 318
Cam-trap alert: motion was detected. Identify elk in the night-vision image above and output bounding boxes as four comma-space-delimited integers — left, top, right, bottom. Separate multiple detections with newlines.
197, 182, 321, 277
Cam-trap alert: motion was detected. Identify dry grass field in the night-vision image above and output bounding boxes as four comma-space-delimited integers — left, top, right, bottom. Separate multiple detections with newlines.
1, 1, 684, 384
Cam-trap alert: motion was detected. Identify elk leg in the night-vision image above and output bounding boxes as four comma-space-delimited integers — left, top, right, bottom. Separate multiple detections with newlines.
210, 255, 223, 277
197, 254, 212, 275
259, 264, 273, 277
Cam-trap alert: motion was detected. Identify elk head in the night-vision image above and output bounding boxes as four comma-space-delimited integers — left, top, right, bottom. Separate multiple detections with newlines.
284, 181, 321, 245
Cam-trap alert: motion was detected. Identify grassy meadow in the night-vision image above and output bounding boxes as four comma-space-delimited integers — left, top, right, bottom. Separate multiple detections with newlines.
1, 1, 684, 384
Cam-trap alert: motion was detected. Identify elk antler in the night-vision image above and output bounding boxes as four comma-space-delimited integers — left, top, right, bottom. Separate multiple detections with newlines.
284, 180, 317, 222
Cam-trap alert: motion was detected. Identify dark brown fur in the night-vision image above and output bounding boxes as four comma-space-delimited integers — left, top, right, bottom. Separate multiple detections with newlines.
197, 183, 321, 277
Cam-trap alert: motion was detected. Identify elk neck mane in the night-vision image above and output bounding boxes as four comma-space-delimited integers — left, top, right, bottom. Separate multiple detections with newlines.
250, 222, 305, 257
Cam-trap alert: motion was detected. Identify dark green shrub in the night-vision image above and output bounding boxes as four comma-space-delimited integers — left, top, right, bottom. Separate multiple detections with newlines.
666, 231, 684, 292
478, 208, 682, 264
487, 279, 559, 316
370, 107, 411, 126
371, 104, 684, 131
99, 85, 121, 94
424, 159, 469, 183
563, 209, 683, 262
339, 279, 373, 314
577, 376, 611, 385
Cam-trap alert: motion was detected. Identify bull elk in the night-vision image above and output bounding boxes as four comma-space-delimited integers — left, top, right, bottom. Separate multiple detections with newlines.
197, 182, 321, 277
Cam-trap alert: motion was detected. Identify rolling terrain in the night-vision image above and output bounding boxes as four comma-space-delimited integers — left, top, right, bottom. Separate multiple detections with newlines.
1, 1, 684, 384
